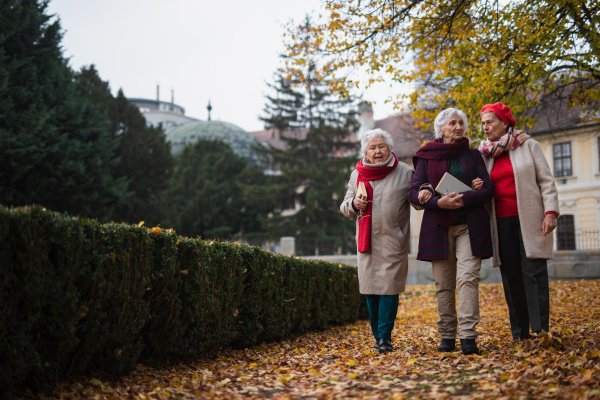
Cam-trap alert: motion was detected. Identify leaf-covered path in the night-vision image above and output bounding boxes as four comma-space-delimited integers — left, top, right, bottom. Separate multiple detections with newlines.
50, 281, 600, 399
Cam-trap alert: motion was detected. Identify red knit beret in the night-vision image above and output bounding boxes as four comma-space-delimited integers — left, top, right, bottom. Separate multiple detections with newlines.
480, 102, 516, 127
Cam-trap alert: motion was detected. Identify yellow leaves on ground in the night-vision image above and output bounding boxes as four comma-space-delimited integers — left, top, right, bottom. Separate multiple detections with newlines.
52, 281, 600, 399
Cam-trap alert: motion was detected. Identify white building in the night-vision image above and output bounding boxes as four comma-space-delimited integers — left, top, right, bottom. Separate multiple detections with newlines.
128, 97, 198, 133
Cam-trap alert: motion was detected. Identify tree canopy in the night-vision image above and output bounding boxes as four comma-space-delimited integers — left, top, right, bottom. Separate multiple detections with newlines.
164, 138, 272, 240
0, 0, 129, 219
75, 66, 175, 225
286, 0, 600, 134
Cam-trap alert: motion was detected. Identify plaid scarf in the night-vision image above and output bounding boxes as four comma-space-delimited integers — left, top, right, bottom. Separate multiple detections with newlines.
478, 128, 531, 158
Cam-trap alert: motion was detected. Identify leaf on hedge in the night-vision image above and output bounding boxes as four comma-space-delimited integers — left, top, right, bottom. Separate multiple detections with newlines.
180, 269, 189, 275
138, 221, 145, 227
233, 309, 239, 317
89, 378, 103, 387
78, 305, 88, 318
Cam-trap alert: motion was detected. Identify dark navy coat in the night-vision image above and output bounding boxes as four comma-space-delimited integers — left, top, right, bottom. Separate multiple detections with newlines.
408, 148, 494, 261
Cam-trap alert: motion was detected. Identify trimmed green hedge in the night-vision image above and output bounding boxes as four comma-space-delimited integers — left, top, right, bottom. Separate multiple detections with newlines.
0, 205, 367, 396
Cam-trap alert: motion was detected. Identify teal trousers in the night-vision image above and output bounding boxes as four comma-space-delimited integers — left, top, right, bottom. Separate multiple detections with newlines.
366, 294, 399, 340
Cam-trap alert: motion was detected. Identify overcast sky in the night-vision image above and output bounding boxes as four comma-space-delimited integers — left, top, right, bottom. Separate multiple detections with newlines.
47, 0, 402, 132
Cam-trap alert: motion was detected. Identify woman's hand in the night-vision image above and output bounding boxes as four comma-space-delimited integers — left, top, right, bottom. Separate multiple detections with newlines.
471, 178, 483, 190
437, 192, 464, 209
542, 214, 557, 236
418, 189, 433, 204
353, 196, 368, 211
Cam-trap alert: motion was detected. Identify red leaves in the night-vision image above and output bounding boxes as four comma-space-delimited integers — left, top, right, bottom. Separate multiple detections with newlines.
51, 281, 600, 399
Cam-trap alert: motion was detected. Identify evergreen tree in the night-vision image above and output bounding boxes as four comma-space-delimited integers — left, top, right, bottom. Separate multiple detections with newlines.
0, 0, 128, 220
75, 66, 174, 225
260, 18, 359, 255
164, 139, 273, 240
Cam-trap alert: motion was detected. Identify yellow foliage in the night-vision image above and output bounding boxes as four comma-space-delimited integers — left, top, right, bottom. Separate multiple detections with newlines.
282, 0, 600, 135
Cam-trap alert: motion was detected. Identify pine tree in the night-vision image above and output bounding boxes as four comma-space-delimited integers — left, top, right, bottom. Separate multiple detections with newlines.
164, 139, 273, 240
0, 0, 128, 220
260, 18, 359, 255
75, 65, 175, 225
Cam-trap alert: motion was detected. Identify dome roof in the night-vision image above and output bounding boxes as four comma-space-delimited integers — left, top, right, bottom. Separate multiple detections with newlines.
167, 120, 261, 165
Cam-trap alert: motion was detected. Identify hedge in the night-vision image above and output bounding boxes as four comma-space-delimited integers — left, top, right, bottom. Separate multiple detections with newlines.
0, 205, 368, 396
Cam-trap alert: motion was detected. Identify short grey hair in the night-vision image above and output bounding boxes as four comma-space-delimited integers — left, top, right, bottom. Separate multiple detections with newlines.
433, 108, 469, 139
360, 128, 394, 157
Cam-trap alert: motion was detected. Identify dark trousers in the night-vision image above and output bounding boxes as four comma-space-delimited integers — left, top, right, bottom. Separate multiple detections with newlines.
497, 216, 550, 339
366, 294, 399, 340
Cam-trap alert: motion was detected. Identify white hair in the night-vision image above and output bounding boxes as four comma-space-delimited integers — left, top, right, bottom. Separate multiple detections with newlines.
433, 108, 469, 139
360, 129, 394, 157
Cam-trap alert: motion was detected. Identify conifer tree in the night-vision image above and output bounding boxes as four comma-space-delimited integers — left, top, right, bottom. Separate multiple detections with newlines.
260, 17, 359, 255
75, 65, 175, 225
164, 139, 273, 240
0, 0, 128, 220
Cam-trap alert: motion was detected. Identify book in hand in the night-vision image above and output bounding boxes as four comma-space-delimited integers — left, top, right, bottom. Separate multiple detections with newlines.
434, 172, 472, 195
356, 181, 367, 200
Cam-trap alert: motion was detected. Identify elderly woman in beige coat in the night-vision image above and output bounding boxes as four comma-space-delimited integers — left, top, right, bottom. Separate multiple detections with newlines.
340, 128, 414, 354
478, 102, 559, 340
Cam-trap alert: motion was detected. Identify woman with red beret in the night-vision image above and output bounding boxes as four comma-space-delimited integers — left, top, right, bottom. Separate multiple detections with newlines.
478, 102, 559, 340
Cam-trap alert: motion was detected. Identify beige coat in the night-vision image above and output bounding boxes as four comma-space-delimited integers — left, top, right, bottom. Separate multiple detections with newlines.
340, 161, 414, 295
483, 139, 560, 268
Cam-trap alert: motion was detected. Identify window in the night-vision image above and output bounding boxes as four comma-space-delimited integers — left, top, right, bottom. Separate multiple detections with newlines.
556, 215, 576, 250
553, 142, 572, 177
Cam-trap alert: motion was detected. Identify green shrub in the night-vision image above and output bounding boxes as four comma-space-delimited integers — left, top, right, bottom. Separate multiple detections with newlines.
0, 205, 366, 397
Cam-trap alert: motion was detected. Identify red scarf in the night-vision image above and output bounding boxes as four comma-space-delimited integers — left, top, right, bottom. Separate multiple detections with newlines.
355, 153, 399, 253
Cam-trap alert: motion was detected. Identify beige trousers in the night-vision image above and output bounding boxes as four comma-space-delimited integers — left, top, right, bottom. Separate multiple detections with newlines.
432, 224, 481, 339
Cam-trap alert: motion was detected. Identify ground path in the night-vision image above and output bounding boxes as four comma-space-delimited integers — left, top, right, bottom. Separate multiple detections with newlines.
48, 281, 600, 399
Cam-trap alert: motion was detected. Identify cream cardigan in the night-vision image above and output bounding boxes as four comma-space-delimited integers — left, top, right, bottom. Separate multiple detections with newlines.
482, 139, 560, 267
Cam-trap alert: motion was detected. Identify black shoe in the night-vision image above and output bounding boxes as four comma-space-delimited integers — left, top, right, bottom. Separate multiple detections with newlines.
373, 340, 379, 350
377, 338, 393, 354
438, 338, 456, 352
460, 339, 479, 355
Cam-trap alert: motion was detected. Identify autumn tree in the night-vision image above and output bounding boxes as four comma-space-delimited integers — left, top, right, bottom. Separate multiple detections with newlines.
0, 0, 128, 219
260, 17, 359, 255
286, 0, 600, 136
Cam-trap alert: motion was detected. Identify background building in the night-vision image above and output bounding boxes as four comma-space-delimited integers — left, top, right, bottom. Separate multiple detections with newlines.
128, 86, 199, 133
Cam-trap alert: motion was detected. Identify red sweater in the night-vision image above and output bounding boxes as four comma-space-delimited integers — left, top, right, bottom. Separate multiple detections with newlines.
490, 152, 557, 218
490, 153, 519, 217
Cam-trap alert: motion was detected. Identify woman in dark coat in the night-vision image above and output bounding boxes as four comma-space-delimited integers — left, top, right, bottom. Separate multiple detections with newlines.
408, 108, 494, 355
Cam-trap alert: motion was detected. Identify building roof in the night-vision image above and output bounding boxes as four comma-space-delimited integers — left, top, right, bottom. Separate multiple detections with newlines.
167, 120, 261, 165
249, 128, 308, 151
374, 114, 431, 160
248, 86, 600, 161
521, 83, 600, 135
